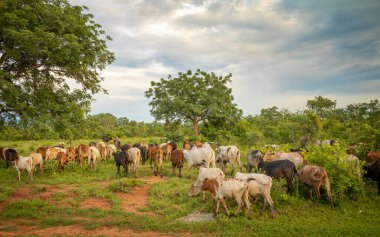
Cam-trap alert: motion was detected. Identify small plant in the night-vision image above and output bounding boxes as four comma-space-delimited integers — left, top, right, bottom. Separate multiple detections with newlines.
108, 179, 144, 193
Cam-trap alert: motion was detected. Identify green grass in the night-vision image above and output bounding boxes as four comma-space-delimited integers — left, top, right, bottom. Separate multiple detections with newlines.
108, 179, 144, 193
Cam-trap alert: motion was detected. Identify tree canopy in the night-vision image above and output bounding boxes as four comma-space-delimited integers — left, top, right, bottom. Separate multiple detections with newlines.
0, 0, 114, 122
145, 69, 242, 140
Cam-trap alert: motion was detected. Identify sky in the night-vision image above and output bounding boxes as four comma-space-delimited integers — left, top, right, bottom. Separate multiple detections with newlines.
70, 0, 380, 122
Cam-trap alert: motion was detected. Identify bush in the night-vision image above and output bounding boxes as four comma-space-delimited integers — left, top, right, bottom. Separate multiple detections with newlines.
306, 145, 365, 204
108, 179, 144, 193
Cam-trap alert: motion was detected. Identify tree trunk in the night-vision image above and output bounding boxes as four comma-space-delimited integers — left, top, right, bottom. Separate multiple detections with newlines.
193, 115, 199, 141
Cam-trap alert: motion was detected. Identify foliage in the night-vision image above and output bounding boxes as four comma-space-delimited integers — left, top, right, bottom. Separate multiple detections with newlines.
108, 179, 144, 193
145, 69, 242, 140
306, 145, 365, 203
0, 0, 114, 130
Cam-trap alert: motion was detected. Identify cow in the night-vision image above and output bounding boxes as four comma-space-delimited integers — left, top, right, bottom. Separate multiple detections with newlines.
45, 147, 66, 160
127, 147, 141, 177
234, 172, 275, 216
183, 145, 216, 177
160, 143, 173, 161
149, 146, 163, 177
121, 143, 131, 152
77, 144, 89, 166
188, 167, 225, 202
363, 160, 380, 194
298, 165, 334, 208
4, 148, 19, 168
114, 151, 132, 177
99, 146, 108, 161
66, 147, 76, 162
133, 142, 149, 165
113, 138, 121, 149
14, 156, 33, 181
216, 146, 242, 175
56, 151, 68, 171
263, 151, 304, 170
345, 155, 361, 178
30, 152, 44, 174
346, 143, 364, 155
249, 155, 298, 194
245, 150, 264, 173
107, 144, 117, 160
200, 178, 251, 217
88, 146, 100, 169
366, 151, 380, 164
183, 140, 193, 150
36, 147, 49, 159
171, 149, 184, 177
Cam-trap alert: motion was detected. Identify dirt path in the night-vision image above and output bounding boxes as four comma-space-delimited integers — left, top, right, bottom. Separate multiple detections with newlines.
0, 176, 175, 236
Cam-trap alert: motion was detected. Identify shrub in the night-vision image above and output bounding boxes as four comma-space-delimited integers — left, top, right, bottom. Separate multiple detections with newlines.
305, 145, 365, 204
108, 179, 144, 193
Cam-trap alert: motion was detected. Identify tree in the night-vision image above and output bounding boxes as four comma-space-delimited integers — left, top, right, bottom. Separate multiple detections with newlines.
306, 96, 336, 119
145, 69, 242, 140
0, 0, 114, 121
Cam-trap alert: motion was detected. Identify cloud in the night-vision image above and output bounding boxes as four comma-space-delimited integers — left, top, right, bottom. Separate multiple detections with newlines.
69, 0, 380, 120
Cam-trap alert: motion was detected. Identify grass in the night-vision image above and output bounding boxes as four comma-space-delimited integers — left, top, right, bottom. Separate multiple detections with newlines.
0, 139, 380, 236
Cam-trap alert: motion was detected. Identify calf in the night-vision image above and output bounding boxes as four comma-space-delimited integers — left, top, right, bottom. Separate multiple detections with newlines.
14, 157, 33, 181
30, 152, 44, 174
201, 178, 251, 217
363, 160, 380, 194
56, 151, 68, 171
234, 172, 275, 215
188, 167, 225, 202
298, 165, 334, 208
171, 149, 184, 177
114, 151, 132, 177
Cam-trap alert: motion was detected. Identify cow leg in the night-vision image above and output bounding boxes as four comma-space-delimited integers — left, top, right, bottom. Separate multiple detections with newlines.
178, 166, 182, 178
29, 170, 33, 181
233, 194, 243, 216
220, 198, 230, 216
17, 169, 20, 181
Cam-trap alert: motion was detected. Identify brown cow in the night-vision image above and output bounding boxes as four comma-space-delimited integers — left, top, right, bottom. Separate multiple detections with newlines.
56, 151, 68, 171
298, 165, 334, 208
46, 147, 66, 160
77, 144, 89, 166
171, 149, 184, 177
366, 151, 380, 164
149, 146, 163, 177
37, 147, 49, 159
99, 146, 108, 161
67, 147, 76, 162
0, 147, 5, 161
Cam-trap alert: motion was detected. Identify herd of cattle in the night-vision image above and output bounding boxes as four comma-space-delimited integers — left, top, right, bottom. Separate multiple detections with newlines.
0, 139, 380, 217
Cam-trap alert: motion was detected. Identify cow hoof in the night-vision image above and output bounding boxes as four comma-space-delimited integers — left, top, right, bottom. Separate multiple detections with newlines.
229, 214, 236, 218
160, 175, 163, 178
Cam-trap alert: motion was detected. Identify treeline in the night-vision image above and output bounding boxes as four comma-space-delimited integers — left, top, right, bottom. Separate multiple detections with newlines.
1, 96, 379, 149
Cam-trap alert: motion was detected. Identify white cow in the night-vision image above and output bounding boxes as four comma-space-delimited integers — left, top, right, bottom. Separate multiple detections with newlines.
183, 145, 216, 176
216, 146, 242, 175
127, 147, 141, 177
234, 172, 275, 215
14, 157, 33, 181
88, 146, 100, 169
188, 167, 225, 202
201, 177, 251, 216
30, 152, 44, 174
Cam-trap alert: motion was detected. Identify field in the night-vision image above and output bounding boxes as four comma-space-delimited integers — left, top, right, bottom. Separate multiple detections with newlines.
0, 139, 380, 237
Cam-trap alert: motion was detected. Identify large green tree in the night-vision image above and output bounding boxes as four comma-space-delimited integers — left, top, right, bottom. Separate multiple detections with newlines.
145, 69, 242, 140
0, 0, 114, 122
